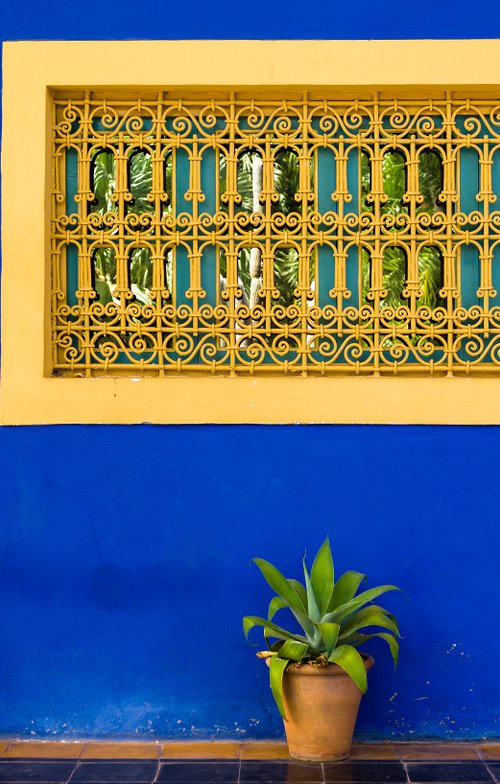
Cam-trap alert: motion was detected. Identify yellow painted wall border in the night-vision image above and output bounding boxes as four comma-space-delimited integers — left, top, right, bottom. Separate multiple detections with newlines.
3, 39, 500, 425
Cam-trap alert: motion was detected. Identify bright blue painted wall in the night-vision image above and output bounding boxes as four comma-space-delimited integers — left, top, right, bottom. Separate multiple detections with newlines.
1, 0, 500, 741
0, 426, 499, 739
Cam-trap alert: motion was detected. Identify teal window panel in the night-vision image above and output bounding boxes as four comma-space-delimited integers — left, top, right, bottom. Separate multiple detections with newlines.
459, 147, 480, 214
66, 243, 79, 307
175, 147, 192, 305
65, 148, 78, 213
491, 246, 500, 307
460, 244, 481, 308
347, 148, 360, 214
316, 147, 337, 216
316, 245, 335, 307
200, 149, 218, 305
346, 246, 360, 306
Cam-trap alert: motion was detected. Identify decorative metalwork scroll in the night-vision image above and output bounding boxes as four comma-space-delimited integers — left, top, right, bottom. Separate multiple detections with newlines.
51, 90, 500, 375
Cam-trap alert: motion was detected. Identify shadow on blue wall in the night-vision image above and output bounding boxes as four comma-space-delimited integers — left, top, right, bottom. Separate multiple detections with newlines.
0, 425, 498, 739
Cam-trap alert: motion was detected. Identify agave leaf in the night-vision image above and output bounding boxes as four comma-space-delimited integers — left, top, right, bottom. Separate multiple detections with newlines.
332, 585, 401, 623
243, 616, 308, 643
328, 644, 368, 694
253, 558, 307, 613
347, 603, 400, 628
317, 621, 340, 658
341, 631, 399, 669
290, 607, 316, 642
321, 608, 346, 623
279, 640, 310, 662
339, 607, 400, 639
268, 596, 287, 622
310, 538, 334, 615
303, 558, 321, 623
269, 655, 289, 721
288, 578, 307, 608
266, 594, 315, 645
327, 571, 367, 612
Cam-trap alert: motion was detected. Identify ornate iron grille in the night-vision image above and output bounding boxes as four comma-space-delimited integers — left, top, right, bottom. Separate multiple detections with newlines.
51, 90, 500, 375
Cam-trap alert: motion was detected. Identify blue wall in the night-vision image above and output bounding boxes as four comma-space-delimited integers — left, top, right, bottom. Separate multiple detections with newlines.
2, 0, 500, 741
0, 426, 499, 739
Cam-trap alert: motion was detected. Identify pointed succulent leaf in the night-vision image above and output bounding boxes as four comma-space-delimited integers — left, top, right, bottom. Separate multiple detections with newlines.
290, 607, 316, 642
340, 631, 399, 669
317, 621, 340, 657
268, 596, 287, 622
310, 538, 334, 615
378, 632, 399, 669
303, 558, 321, 622
269, 656, 289, 720
243, 615, 308, 643
279, 640, 310, 662
356, 604, 401, 632
339, 607, 400, 639
332, 585, 401, 623
328, 571, 367, 612
253, 558, 307, 613
320, 611, 342, 624
328, 644, 368, 694
288, 578, 307, 609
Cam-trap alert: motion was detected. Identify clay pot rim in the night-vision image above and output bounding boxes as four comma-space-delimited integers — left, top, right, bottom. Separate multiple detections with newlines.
274, 652, 374, 676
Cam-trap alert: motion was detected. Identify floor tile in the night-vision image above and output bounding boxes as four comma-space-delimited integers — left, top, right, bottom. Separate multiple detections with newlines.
480, 748, 500, 762
324, 761, 407, 783
81, 745, 159, 761
240, 761, 323, 783
486, 763, 500, 782
3, 746, 84, 760
157, 762, 239, 783
398, 745, 479, 761
350, 746, 399, 761
239, 746, 290, 761
0, 761, 76, 782
70, 762, 157, 783
406, 762, 493, 782
161, 744, 239, 760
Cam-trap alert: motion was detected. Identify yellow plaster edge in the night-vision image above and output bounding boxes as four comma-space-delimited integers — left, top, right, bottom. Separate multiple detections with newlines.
3, 39, 500, 425
4, 40, 500, 87
2, 376, 500, 425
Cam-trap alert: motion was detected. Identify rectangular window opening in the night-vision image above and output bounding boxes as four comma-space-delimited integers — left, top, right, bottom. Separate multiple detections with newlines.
50, 88, 500, 377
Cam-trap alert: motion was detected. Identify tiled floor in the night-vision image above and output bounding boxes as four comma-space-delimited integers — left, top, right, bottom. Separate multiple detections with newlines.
0, 744, 497, 784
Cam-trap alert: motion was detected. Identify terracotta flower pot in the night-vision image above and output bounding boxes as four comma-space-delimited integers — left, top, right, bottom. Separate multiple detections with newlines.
280, 654, 374, 762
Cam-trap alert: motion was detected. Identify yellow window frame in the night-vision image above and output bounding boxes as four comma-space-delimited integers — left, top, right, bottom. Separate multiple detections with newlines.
3, 39, 500, 424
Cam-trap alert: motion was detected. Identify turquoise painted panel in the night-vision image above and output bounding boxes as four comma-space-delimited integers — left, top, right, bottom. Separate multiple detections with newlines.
346, 246, 360, 306
460, 244, 480, 308
492, 149, 500, 211
459, 148, 480, 215
491, 246, 500, 307
65, 244, 79, 307
65, 149, 78, 214
316, 246, 335, 307
316, 147, 337, 215
200, 149, 218, 306
175, 149, 192, 305
347, 149, 360, 214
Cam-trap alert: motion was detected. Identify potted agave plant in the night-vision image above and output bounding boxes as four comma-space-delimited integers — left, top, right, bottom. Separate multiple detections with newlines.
243, 538, 401, 762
